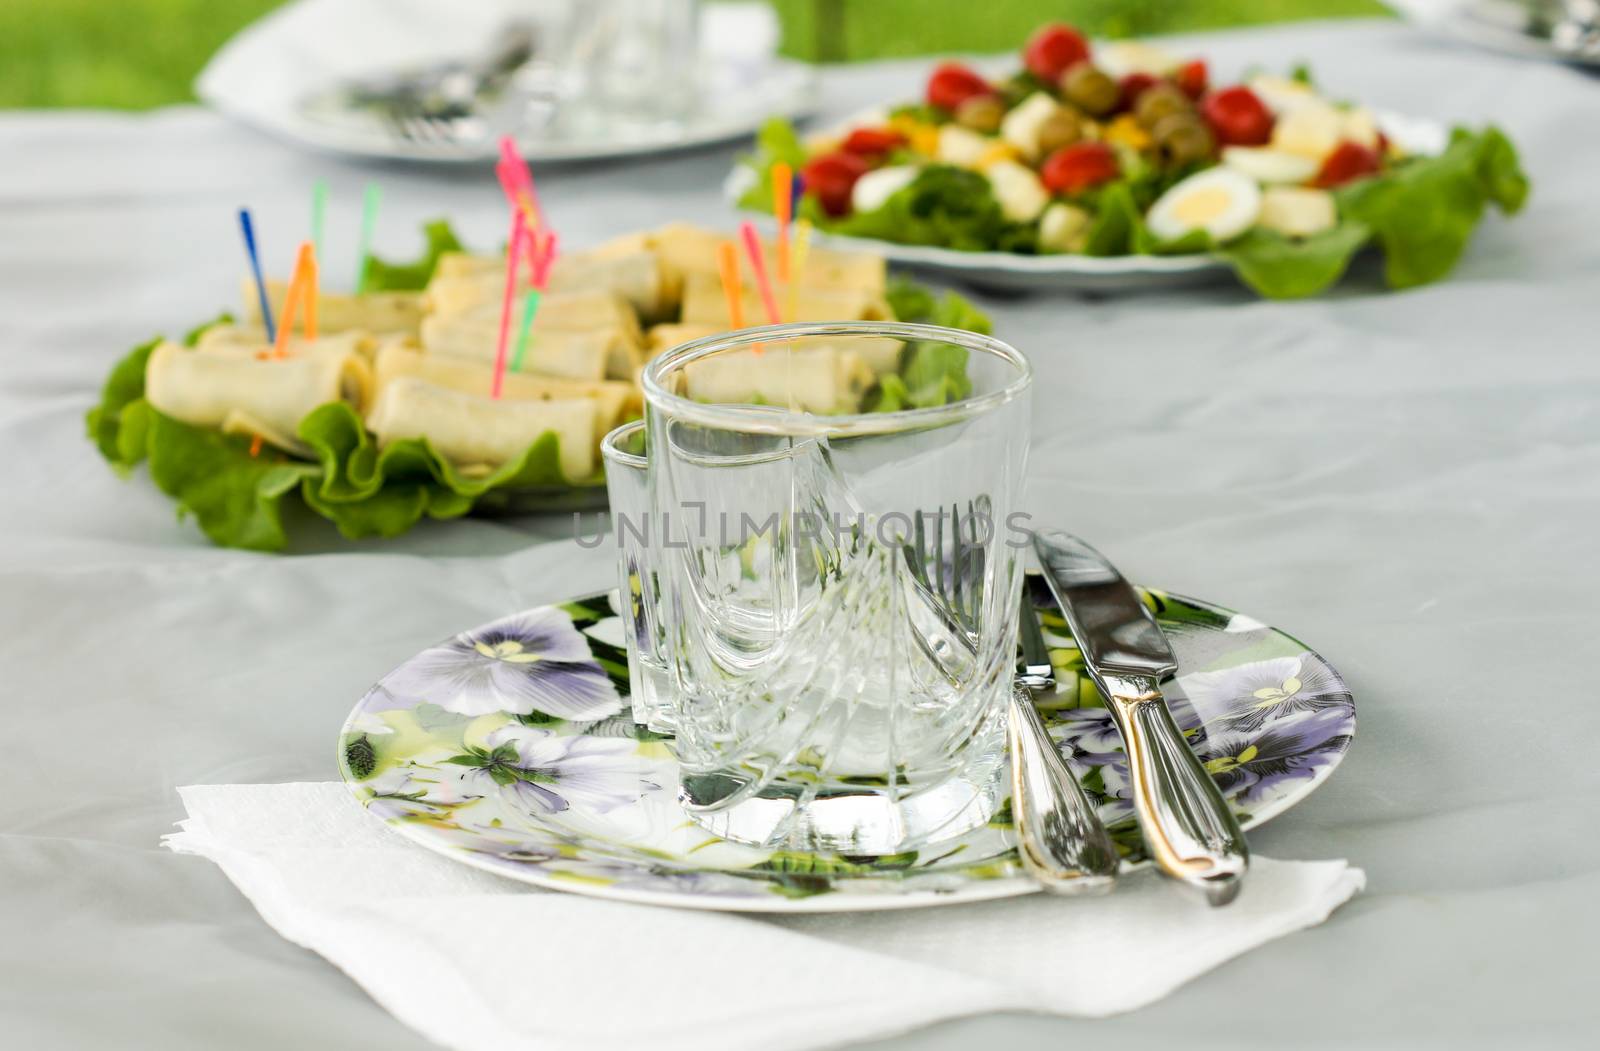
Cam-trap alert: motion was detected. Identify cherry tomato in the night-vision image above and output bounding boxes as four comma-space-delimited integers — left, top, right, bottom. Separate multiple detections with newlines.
1118, 72, 1158, 112
1201, 85, 1274, 146
1023, 23, 1091, 83
926, 62, 994, 112
1040, 141, 1120, 195
801, 151, 869, 216
841, 127, 907, 158
1313, 140, 1382, 188
1174, 59, 1208, 99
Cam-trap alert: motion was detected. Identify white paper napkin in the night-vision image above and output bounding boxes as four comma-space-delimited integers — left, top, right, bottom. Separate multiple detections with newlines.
196, 0, 781, 140
165, 782, 1364, 1051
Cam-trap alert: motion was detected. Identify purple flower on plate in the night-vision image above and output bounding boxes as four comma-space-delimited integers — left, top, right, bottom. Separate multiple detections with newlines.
439, 725, 659, 817
1193, 706, 1353, 807
375, 608, 622, 720
1176, 655, 1350, 733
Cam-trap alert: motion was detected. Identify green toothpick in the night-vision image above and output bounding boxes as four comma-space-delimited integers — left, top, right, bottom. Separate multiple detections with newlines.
310, 180, 327, 260
509, 288, 542, 374
354, 183, 380, 292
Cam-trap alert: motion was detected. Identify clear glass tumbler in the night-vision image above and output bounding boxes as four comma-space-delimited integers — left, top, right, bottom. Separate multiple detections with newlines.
600, 420, 675, 734
641, 322, 1033, 854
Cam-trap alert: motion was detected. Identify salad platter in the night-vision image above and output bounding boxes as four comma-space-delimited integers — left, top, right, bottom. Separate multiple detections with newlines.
88, 219, 990, 552
733, 23, 1529, 297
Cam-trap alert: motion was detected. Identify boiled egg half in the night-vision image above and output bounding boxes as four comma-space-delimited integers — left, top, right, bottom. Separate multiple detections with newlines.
1146, 168, 1262, 243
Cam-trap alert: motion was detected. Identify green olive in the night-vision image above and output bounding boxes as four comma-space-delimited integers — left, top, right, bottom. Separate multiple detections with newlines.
1152, 114, 1215, 166
1133, 83, 1191, 127
1058, 63, 1119, 117
955, 95, 1005, 134
1035, 108, 1084, 155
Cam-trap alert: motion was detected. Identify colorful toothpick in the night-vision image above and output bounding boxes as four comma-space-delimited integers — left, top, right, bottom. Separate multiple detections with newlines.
739, 222, 781, 325
787, 218, 813, 323
717, 241, 745, 330
311, 180, 327, 260
238, 209, 276, 343
354, 183, 380, 292
772, 161, 793, 285
302, 242, 319, 341
272, 241, 318, 358
497, 136, 542, 229
491, 209, 529, 399
510, 231, 559, 374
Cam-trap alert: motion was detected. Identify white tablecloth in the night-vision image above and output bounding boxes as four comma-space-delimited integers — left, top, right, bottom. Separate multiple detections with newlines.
2, 18, 1597, 1049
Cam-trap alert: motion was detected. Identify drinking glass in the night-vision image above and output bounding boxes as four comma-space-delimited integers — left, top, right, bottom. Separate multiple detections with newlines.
600, 420, 674, 733
641, 322, 1033, 854
564, 0, 701, 127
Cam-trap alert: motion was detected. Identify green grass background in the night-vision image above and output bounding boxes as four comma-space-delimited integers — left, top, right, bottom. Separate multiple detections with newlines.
0, 0, 1389, 110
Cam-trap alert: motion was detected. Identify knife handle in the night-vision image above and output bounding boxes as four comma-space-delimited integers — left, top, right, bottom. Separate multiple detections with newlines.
1106, 675, 1249, 906
1007, 691, 1120, 894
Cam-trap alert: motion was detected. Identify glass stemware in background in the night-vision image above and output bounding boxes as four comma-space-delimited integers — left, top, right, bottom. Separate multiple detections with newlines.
640, 322, 1034, 855
563, 0, 702, 128
601, 421, 675, 734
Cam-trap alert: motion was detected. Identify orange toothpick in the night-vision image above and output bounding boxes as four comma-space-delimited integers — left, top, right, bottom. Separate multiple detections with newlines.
716, 241, 745, 330
772, 161, 793, 285
302, 243, 319, 341
271, 241, 318, 359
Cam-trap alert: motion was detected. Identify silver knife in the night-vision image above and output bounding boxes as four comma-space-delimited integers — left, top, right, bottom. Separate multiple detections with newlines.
1033, 530, 1249, 906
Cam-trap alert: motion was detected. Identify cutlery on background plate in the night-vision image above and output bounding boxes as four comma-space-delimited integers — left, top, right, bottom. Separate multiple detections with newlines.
1034, 530, 1249, 906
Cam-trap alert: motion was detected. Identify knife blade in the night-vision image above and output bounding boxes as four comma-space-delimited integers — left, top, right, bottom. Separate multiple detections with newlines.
1033, 530, 1249, 906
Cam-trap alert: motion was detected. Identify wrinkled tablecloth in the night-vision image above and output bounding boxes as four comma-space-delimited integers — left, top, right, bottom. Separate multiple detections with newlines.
2, 18, 1597, 1050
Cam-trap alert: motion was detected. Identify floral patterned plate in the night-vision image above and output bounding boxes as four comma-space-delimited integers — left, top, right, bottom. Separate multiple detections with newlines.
339, 578, 1354, 912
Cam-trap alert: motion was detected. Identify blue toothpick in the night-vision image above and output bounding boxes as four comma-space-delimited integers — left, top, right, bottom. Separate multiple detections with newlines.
238, 208, 276, 343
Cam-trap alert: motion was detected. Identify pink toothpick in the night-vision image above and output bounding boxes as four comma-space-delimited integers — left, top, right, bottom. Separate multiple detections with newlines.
739, 221, 781, 325
491, 208, 529, 399
533, 230, 560, 289
497, 136, 542, 229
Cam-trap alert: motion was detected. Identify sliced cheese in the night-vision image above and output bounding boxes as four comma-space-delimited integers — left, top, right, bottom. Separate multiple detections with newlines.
936, 124, 992, 168
1271, 102, 1345, 160
986, 160, 1050, 223
1038, 202, 1092, 253
999, 92, 1063, 160
1257, 186, 1337, 238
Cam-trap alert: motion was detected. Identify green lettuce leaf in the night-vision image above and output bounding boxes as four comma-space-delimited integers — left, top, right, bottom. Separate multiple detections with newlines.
1083, 181, 1144, 257
869, 279, 986, 410
358, 219, 464, 293
1335, 125, 1528, 290
143, 406, 321, 551
1220, 223, 1373, 299
831, 167, 1036, 253
735, 117, 811, 215
86, 336, 160, 469
297, 401, 590, 540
